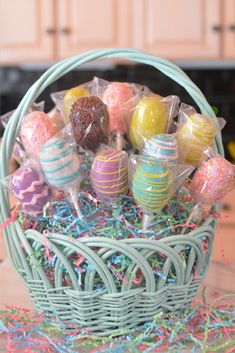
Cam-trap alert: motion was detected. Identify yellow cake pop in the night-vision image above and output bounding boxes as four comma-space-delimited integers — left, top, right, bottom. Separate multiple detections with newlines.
129, 97, 168, 150
63, 86, 90, 122
177, 113, 217, 166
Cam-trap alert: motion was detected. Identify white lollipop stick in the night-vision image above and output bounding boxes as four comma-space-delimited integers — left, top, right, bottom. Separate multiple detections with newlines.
142, 213, 154, 231
69, 191, 83, 220
181, 204, 203, 234
116, 131, 124, 151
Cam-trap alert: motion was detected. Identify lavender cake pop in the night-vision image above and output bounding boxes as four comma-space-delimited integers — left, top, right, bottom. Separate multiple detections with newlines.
91, 147, 129, 202
11, 165, 51, 216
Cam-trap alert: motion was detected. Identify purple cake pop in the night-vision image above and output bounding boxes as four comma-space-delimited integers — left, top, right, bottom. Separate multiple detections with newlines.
91, 147, 129, 202
11, 166, 51, 216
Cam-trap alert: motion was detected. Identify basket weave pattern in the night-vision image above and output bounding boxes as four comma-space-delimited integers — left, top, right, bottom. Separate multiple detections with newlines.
0, 49, 223, 335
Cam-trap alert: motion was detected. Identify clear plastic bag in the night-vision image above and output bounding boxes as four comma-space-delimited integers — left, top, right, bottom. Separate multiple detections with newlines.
69, 95, 110, 153
91, 146, 129, 204
100, 80, 140, 131
51, 80, 94, 123
47, 106, 65, 131
92, 77, 145, 150
142, 133, 179, 165
0, 159, 52, 217
190, 148, 235, 206
180, 148, 235, 234
176, 103, 226, 166
129, 95, 180, 151
39, 127, 83, 218
0, 101, 45, 163
39, 127, 82, 192
129, 155, 194, 229
20, 110, 62, 159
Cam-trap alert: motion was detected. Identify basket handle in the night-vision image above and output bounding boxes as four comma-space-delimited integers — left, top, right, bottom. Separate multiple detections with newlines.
0, 48, 224, 218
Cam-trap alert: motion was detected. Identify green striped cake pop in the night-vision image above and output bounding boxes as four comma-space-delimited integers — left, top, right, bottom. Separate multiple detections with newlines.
132, 159, 172, 213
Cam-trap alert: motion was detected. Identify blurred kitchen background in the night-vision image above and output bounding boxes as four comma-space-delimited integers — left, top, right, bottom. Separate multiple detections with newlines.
0, 0, 235, 162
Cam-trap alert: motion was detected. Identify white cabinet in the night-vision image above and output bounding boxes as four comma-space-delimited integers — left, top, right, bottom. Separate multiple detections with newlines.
1, 0, 235, 64
132, 0, 221, 59
0, 0, 55, 63
56, 0, 131, 58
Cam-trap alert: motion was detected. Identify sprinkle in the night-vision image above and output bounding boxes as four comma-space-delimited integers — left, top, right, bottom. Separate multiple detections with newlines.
1, 294, 234, 353
14, 186, 218, 290
0, 207, 19, 230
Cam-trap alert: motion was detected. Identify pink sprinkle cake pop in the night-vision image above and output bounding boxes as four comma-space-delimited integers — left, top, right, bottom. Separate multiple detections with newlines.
20, 111, 58, 158
102, 82, 137, 149
190, 156, 235, 206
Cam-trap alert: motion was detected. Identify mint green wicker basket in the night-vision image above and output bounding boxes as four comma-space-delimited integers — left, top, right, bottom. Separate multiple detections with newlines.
0, 49, 223, 336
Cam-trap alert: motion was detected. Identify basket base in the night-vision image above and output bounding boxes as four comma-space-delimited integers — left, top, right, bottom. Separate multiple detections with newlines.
26, 276, 203, 336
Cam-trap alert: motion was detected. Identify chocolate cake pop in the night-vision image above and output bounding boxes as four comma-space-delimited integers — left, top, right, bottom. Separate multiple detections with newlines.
70, 96, 109, 152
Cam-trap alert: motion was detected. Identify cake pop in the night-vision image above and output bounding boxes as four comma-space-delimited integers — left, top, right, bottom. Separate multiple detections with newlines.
91, 147, 129, 202
11, 165, 52, 217
20, 111, 58, 158
102, 82, 137, 150
143, 134, 178, 164
63, 86, 90, 123
70, 96, 109, 152
40, 136, 83, 218
129, 97, 168, 150
131, 158, 172, 229
181, 154, 235, 234
132, 159, 172, 213
177, 113, 217, 166
190, 156, 235, 206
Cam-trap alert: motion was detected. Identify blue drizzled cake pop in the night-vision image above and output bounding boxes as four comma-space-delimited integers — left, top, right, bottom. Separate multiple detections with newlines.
40, 136, 82, 217
143, 134, 178, 165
